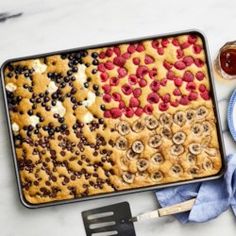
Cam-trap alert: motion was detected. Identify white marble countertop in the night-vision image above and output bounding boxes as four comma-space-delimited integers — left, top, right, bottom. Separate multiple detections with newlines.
1, 0, 236, 235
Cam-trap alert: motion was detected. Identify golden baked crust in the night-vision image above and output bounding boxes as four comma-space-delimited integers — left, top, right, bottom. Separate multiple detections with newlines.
3, 33, 222, 204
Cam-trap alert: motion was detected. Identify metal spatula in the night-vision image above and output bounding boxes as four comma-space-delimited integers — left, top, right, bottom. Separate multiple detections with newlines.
82, 198, 195, 236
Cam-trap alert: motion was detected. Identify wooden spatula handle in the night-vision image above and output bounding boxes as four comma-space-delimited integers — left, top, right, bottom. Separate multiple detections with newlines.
158, 198, 196, 217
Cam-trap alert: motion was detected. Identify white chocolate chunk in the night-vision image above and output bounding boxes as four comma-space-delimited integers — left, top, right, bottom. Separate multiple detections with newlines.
32, 59, 47, 73
82, 111, 94, 123
47, 81, 58, 93
12, 122, 19, 133
51, 101, 66, 117
29, 115, 40, 127
82, 91, 96, 107
6, 83, 17, 92
75, 64, 87, 87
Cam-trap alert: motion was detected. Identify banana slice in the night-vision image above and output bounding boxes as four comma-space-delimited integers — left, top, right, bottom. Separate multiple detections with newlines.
204, 147, 217, 156
132, 119, 145, 133
189, 143, 202, 155
148, 134, 162, 148
201, 136, 211, 147
203, 158, 213, 170
172, 131, 186, 144
202, 121, 211, 133
151, 152, 164, 164
159, 113, 172, 126
116, 137, 128, 150
122, 172, 135, 183
191, 123, 203, 136
136, 171, 148, 178
171, 165, 183, 175
186, 109, 195, 122
189, 166, 201, 175
116, 121, 131, 136
161, 127, 172, 139
173, 111, 186, 127
126, 149, 140, 160
151, 171, 163, 182
196, 106, 208, 120
170, 144, 184, 156
137, 159, 149, 171
145, 116, 159, 130
120, 156, 129, 171
132, 140, 144, 153
187, 153, 196, 163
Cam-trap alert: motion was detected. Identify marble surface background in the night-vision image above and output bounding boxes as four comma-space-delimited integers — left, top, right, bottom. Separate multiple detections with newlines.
1, 0, 236, 235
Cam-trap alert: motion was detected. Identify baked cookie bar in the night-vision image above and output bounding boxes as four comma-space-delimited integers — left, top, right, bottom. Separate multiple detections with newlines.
3, 33, 222, 204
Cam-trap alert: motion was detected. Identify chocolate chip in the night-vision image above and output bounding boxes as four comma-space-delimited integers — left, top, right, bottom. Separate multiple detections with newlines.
92, 59, 99, 65
92, 69, 97, 74
93, 84, 99, 91
91, 52, 98, 58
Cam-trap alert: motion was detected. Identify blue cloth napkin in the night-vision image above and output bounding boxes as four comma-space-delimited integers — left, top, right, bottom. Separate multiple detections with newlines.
155, 154, 236, 223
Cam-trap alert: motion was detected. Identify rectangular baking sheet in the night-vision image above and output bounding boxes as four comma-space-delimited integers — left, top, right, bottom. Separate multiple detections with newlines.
0, 29, 226, 208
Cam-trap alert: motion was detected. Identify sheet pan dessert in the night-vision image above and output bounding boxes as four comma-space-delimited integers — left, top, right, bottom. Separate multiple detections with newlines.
3, 33, 222, 204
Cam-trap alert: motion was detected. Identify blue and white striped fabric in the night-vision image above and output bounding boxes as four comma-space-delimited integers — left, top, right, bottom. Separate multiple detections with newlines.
155, 155, 236, 223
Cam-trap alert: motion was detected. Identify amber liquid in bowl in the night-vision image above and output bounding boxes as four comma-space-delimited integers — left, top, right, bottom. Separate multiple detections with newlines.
215, 41, 236, 79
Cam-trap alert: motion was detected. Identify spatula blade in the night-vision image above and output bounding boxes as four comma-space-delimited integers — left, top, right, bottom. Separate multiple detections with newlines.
82, 202, 136, 236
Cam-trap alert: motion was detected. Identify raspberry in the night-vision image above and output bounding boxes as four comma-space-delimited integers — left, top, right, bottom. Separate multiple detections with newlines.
196, 71, 205, 80
160, 78, 167, 86
167, 70, 175, 80
162, 93, 170, 103
144, 104, 154, 114
136, 65, 149, 78
104, 61, 114, 70
183, 71, 194, 82
183, 56, 194, 66
113, 47, 121, 56
125, 107, 134, 117
186, 82, 196, 90
103, 94, 112, 103
170, 100, 179, 107
188, 91, 198, 101
152, 40, 159, 49
110, 108, 122, 118
174, 77, 182, 87
188, 34, 197, 44
147, 93, 159, 104
104, 110, 111, 118
149, 68, 157, 79
98, 64, 106, 72
173, 88, 181, 96
100, 72, 109, 82
193, 44, 202, 54
181, 42, 190, 49
199, 84, 206, 92
129, 97, 140, 107
119, 100, 126, 109
161, 39, 169, 47
128, 75, 138, 85
112, 92, 121, 101
133, 88, 142, 97
135, 107, 143, 116
179, 95, 189, 105
157, 47, 164, 55
150, 80, 160, 92
122, 84, 132, 95
136, 43, 145, 52
159, 102, 169, 111
201, 90, 210, 100
139, 79, 147, 87
177, 49, 184, 59
172, 38, 179, 46
127, 44, 136, 53
102, 85, 111, 93
144, 55, 154, 64
110, 77, 119, 86
113, 56, 126, 67
133, 57, 140, 65
174, 61, 186, 70
99, 51, 106, 59
194, 58, 204, 67
105, 48, 113, 57
163, 60, 173, 70
118, 67, 127, 78
122, 52, 131, 59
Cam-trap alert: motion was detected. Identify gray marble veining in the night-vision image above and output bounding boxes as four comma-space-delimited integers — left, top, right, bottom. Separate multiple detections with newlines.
0, 0, 236, 235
